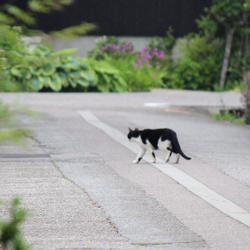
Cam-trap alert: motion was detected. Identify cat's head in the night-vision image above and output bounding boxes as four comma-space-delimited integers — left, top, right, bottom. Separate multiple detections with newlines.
127, 128, 140, 140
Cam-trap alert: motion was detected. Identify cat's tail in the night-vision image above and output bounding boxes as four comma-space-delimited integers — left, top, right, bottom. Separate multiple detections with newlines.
171, 133, 191, 160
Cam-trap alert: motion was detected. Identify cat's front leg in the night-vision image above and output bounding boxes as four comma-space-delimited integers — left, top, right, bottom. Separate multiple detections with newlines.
133, 147, 146, 164
151, 150, 156, 163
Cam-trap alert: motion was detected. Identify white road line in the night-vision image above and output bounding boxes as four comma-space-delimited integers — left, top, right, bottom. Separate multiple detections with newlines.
78, 110, 250, 228
144, 102, 170, 108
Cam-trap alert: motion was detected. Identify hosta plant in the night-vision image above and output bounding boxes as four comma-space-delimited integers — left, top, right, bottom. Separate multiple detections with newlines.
9, 45, 96, 92
84, 58, 127, 92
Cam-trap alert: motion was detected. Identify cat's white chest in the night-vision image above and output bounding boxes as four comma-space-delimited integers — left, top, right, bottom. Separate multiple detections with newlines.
131, 137, 153, 150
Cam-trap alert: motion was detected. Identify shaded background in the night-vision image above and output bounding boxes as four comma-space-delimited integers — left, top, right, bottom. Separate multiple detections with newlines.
36, 0, 212, 37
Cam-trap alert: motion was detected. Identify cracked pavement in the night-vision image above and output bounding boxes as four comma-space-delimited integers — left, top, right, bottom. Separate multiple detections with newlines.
0, 91, 250, 250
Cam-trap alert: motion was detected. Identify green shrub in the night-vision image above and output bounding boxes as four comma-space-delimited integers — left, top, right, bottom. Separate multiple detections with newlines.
0, 25, 28, 91
0, 198, 30, 250
105, 55, 165, 91
165, 58, 202, 89
212, 111, 244, 125
84, 58, 127, 92
148, 28, 176, 54
127, 64, 165, 91
164, 35, 223, 90
88, 37, 166, 92
0, 25, 97, 92
9, 45, 96, 92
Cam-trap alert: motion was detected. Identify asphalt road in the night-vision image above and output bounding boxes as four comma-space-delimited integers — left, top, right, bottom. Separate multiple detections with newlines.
0, 91, 250, 250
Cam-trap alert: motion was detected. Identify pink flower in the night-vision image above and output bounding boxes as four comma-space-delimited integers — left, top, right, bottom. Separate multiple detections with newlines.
146, 54, 152, 61
158, 51, 165, 60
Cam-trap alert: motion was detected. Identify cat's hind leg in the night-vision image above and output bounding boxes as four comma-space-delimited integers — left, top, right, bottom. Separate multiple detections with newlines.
165, 149, 173, 163
175, 153, 180, 164
151, 150, 156, 163
133, 147, 146, 164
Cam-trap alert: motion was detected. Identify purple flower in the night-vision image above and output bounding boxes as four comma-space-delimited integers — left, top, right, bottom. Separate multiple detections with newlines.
140, 48, 149, 56
111, 44, 119, 50
134, 47, 167, 69
146, 54, 152, 61
101, 42, 134, 56
157, 51, 165, 60
101, 45, 108, 52
152, 49, 159, 56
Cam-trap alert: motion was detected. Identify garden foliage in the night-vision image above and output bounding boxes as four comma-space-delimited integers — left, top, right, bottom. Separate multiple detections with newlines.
10, 45, 96, 92
0, 1, 249, 94
0, 26, 95, 92
197, 0, 250, 89
164, 35, 223, 90
0, 198, 30, 250
147, 1, 250, 91
87, 36, 166, 91
0, 26, 28, 91
0, 29, 166, 92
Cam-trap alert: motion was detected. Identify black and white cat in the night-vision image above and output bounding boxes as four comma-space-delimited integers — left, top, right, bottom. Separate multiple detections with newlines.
127, 128, 191, 164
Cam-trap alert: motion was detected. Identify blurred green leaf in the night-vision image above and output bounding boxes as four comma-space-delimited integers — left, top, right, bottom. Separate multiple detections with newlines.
5, 5, 35, 25
0, 13, 14, 25
0, 198, 30, 250
31, 77, 42, 90
50, 76, 62, 91
50, 23, 96, 39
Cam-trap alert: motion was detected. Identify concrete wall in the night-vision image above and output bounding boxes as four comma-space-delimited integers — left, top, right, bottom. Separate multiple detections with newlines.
51, 36, 152, 56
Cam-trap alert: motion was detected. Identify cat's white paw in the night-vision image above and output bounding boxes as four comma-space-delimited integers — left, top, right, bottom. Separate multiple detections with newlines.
132, 159, 139, 164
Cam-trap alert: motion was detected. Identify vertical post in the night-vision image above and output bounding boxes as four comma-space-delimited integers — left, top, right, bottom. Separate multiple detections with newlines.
219, 27, 235, 89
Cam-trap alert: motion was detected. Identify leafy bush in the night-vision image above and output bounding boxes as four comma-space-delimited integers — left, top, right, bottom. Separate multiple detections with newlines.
88, 37, 166, 92
0, 25, 97, 92
127, 64, 165, 91
0, 26, 28, 91
197, 0, 250, 90
164, 35, 223, 90
84, 58, 127, 92
104, 55, 165, 91
148, 28, 176, 54
212, 111, 244, 126
86, 54, 165, 92
0, 198, 30, 250
9, 45, 96, 92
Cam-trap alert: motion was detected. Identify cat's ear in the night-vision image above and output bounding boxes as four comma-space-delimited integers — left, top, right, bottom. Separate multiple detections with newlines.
128, 127, 132, 132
